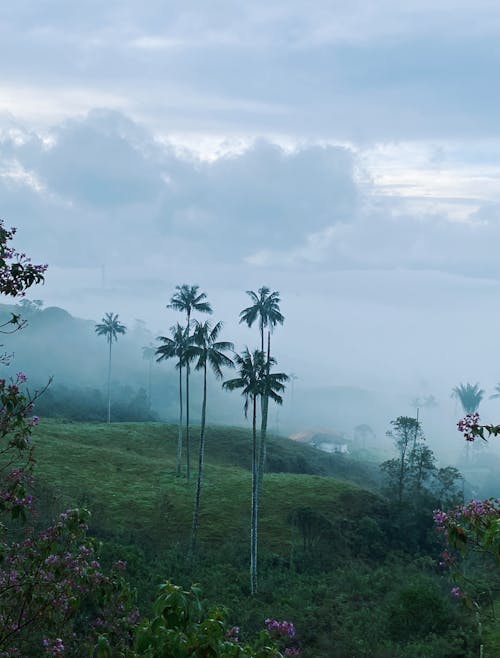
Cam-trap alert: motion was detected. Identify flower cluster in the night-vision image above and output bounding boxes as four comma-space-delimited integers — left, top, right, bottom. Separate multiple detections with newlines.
457, 412, 480, 441
42, 637, 65, 656
0, 509, 138, 655
226, 626, 240, 643
264, 618, 296, 638
434, 497, 500, 604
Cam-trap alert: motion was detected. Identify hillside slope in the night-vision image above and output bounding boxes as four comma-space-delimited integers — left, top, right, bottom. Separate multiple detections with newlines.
30, 420, 386, 553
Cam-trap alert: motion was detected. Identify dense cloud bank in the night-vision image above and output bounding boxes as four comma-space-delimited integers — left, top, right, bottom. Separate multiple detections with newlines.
2, 109, 500, 284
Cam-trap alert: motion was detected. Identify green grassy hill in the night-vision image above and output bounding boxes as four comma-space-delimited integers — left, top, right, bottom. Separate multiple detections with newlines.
24, 419, 482, 658
31, 419, 385, 553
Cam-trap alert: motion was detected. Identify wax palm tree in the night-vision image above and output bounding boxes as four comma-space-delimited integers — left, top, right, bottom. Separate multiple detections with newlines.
168, 285, 212, 481
222, 349, 287, 594
142, 343, 155, 405
452, 382, 485, 414
239, 286, 284, 353
156, 324, 191, 476
223, 349, 264, 595
95, 312, 127, 423
240, 287, 285, 485
188, 320, 234, 556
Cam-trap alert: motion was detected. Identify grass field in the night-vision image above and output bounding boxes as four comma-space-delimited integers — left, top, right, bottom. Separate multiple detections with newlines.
29, 419, 386, 553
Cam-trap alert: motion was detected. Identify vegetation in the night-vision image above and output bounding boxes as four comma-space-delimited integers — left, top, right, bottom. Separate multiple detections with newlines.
0, 221, 493, 656
223, 350, 287, 594
95, 312, 127, 423
187, 320, 234, 556
28, 419, 481, 656
33, 382, 157, 422
167, 284, 213, 481
156, 323, 192, 476
239, 287, 285, 490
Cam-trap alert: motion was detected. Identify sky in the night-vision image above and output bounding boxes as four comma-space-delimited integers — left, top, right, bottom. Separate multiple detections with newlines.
2, 1, 500, 438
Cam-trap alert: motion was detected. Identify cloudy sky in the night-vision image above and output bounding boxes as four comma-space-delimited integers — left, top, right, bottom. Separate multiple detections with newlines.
2, 1, 500, 424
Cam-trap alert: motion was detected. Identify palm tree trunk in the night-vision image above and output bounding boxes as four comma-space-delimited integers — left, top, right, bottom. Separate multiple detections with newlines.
191, 361, 207, 556
107, 338, 112, 424
251, 393, 258, 595
176, 364, 183, 476
258, 331, 271, 496
186, 362, 191, 481
186, 310, 191, 481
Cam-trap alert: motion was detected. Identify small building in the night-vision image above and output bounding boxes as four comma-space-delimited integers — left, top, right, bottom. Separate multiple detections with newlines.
289, 429, 350, 454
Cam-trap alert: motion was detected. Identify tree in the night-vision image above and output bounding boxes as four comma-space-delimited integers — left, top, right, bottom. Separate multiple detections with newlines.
239, 287, 285, 488
156, 324, 191, 477
168, 285, 212, 481
223, 349, 287, 595
94, 312, 127, 423
187, 321, 234, 556
381, 416, 427, 504
452, 382, 484, 414
0, 222, 138, 655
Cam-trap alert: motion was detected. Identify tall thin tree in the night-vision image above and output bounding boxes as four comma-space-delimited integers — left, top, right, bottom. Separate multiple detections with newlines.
168, 285, 212, 480
188, 321, 234, 556
94, 312, 127, 423
223, 349, 286, 595
240, 287, 285, 489
156, 324, 191, 477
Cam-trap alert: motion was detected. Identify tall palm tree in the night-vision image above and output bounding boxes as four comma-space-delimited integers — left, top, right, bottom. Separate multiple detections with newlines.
188, 321, 234, 556
240, 287, 285, 486
156, 324, 191, 477
452, 382, 485, 414
223, 349, 287, 595
168, 285, 212, 481
95, 312, 127, 423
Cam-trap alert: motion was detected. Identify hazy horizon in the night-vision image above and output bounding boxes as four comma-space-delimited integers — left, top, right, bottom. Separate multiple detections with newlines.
2, 1, 500, 464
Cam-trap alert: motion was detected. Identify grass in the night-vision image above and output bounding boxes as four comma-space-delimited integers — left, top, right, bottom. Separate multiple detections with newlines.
29, 419, 386, 553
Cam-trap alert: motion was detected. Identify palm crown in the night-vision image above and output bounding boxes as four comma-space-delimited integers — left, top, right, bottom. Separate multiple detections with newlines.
188, 321, 234, 378
223, 349, 287, 416
239, 287, 284, 351
94, 312, 127, 343
452, 382, 484, 414
168, 285, 212, 328
156, 323, 192, 368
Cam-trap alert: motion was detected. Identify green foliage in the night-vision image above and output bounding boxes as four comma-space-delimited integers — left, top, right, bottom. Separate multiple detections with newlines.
133, 582, 289, 657
387, 578, 452, 640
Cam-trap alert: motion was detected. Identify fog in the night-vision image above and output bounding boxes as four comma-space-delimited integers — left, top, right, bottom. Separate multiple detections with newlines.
4, 296, 500, 490
1, 2, 500, 488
